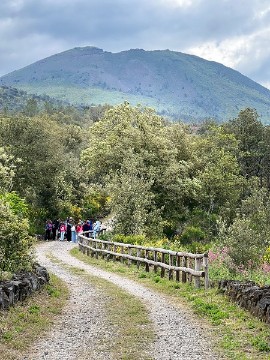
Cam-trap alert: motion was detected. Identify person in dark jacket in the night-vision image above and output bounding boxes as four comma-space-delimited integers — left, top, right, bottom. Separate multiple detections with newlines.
52, 219, 60, 240
82, 220, 91, 238
45, 220, 52, 240
66, 220, 72, 242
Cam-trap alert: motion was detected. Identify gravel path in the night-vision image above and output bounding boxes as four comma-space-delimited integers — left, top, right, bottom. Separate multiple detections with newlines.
26, 241, 221, 360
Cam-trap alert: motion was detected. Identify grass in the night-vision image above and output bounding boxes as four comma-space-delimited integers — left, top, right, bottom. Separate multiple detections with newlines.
47, 254, 154, 360
70, 247, 270, 360
0, 274, 69, 360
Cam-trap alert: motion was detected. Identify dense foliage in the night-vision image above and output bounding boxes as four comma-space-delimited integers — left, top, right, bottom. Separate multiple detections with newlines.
0, 149, 33, 275
1, 100, 270, 279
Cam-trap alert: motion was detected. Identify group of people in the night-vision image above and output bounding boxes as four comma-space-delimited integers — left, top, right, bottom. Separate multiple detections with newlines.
44, 218, 102, 242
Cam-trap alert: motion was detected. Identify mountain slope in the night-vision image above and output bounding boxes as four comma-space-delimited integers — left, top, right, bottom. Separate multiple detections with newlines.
0, 85, 67, 113
1, 46, 270, 122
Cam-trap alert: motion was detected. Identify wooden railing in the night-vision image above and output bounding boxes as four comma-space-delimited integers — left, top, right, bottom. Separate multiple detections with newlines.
78, 234, 209, 289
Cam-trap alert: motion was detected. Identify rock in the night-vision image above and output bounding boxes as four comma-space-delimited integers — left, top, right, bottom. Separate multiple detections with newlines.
0, 264, 49, 310
218, 279, 270, 324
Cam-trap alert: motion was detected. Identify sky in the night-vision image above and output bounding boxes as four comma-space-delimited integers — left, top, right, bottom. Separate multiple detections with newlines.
1, 0, 270, 88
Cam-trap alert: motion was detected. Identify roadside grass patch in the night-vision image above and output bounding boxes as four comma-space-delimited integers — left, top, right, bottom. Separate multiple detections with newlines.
70, 246, 270, 360
0, 274, 69, 360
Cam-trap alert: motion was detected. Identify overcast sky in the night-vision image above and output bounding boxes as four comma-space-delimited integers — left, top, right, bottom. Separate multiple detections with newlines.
1, 0, 270, 88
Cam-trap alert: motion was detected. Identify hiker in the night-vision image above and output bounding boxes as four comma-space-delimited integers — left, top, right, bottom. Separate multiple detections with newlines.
71, 223, 77, 243
93, 219, 101, 239
59, 222, 66, 241
52, 219, 60, 240
45, 220, 52, 240
82, 220, 91, 238
66, 220, 72, 242
76, 222, 83, 241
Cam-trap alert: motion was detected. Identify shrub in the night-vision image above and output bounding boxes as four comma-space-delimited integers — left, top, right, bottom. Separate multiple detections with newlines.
112, 234, 147, 245
224, 218, 266, 268
0, 194, 34, 275
180, 226, 206, 245
263, 247, 270, 264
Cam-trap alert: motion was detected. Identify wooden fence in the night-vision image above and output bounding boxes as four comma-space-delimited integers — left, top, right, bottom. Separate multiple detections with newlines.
78, 234, 209, 289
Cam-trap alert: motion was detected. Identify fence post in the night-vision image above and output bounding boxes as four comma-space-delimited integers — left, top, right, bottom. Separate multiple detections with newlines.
106, 243, 111, 261
137, 248, 141, 269
89, 239, 94, 257
95, 240, 98, 259
187, 258, 193, 284
181, 256, 187, 283
161, 253, 165, 278
153, 250, 157, 273
194, 257, 201, 289
203, 253, 209, 289
113, 244, 116, 262
168, 254, 173, 280
128, 247, 132, 267
176, 254, 180, 282
145, 250, 149, 272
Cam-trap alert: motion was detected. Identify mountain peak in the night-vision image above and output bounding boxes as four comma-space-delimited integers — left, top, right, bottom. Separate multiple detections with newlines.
1, 47, 270, 123
72, 46, 105, 54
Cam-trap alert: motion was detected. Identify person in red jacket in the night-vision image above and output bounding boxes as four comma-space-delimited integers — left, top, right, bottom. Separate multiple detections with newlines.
59, 222, 66, 241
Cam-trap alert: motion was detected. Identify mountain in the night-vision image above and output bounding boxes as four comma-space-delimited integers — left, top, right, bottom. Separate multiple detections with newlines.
1, 46, 270, 122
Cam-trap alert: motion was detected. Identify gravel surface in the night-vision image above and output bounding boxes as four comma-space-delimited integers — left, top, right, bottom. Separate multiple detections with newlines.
25, 241, 221, 360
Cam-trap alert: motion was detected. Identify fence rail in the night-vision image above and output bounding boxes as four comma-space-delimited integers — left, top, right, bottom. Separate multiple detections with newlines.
78, 234, 209, 289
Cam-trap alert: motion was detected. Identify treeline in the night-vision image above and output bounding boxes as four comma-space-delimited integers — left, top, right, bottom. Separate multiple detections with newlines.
0, 102, 269, 275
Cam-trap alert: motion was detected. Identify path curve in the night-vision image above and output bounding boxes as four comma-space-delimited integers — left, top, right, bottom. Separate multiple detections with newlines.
25, 241, 221, 360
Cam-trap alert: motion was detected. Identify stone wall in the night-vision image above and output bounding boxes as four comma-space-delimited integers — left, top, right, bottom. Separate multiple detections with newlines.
218, 280, 270, 323
0, 263, 49, 310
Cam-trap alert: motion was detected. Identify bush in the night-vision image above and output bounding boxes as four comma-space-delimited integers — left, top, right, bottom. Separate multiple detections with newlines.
224, 218, 267, 268
184, 241, 210, 254
110, 234, 171, 250
0, 194, 34, 275
180, 226, 206, 245
263, 247, 270, 264
112, 234, 147, 245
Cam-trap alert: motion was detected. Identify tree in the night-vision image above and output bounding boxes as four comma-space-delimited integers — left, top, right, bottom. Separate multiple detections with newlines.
0, 148, 34, 274
0, 193, 33, 274
0, 114, 85, 224
106, 152, 162, 236
81, 103, 194, 236
23, 98, 38, 117
220, 184, 270, 268
258, 125, 270, 189
225, 108, 264, 180
0, 147, 16, 193
192, 125, 244, 222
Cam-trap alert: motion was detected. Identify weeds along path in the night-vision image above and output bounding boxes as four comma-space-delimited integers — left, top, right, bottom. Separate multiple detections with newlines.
32, 241, 220, 360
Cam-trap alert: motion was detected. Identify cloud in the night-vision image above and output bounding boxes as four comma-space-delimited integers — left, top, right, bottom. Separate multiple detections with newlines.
0, 0, 269, 88
187, 25, 270, 86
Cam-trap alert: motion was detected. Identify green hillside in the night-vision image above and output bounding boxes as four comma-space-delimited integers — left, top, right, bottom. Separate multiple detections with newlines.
1, 46, 270, 122
0, 85, 67, 113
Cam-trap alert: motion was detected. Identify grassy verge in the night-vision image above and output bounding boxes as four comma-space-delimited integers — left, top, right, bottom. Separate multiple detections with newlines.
70, 247, 270, 360
47, 254, 154, 360
0, 274, 69, 360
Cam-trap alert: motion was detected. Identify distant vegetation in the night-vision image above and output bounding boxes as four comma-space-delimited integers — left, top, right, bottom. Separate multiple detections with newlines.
1, 46, 270, 122
0, 85, 67, 114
